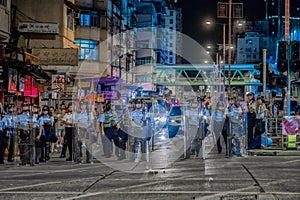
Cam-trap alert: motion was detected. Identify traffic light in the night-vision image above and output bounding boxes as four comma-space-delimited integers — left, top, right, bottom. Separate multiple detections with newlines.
291, 41, 300, 72
269, 73, 287, 89
254, 63, 263, 92
277, 41, 288, 73
268, 72, 275, 89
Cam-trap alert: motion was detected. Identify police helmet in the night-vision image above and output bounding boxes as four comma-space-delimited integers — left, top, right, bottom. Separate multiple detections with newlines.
246, 92, 254, 96
22, 102, 30, 107
42, 105, 49, 111
32, 104, 38, 108
80, 100, 88, 106
7, 104, 15, 110
135, 99, 142, 104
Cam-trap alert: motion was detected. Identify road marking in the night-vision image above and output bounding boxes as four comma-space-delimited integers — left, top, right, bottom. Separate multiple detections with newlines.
197, 179, 291, 200
285, 159, 300, 164
0, 181, 62, 192
0, 165, 105, 179
62, 181, 166, 200
0, 191, 299, 195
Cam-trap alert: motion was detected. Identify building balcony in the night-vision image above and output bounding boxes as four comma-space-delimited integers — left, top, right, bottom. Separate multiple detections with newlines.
75, 26, 101, 41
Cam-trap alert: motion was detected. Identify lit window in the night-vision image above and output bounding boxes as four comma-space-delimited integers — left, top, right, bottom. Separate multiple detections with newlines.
74, 39, 99, 61
80, 11, 99, 27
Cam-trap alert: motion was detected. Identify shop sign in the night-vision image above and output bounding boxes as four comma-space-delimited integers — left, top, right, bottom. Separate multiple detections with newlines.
32, 48, 78, 66
51, 74, 65, 93
18, 22, 59, 34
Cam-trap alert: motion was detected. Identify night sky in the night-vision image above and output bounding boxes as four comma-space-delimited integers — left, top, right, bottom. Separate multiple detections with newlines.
182, 0, 266, 48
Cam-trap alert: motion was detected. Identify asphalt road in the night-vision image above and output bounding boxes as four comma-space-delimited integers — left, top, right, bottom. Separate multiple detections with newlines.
0, 136, 300, 200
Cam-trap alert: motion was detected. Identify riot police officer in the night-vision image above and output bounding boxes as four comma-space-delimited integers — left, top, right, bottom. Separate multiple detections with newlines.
228, 97, 243, 156
3, 104, 16, 162
116, 105, 129, 160
31, 104, 40, 164
246, 92, 256, 149
38, 105, 54, 162
187, 100, 201, 158
212, 101, 226, 154
0, 116, 5, 164
75, 101, 94, 163
62, 103, 75, 161
98, 103, 119, 159
16, 102, 33, 165
129, 100, 149, 163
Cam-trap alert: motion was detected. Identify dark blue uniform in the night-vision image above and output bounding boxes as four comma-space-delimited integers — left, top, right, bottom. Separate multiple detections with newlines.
39, 115, 54, 161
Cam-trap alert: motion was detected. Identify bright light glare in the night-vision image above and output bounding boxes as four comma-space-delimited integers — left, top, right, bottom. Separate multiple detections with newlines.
206, 21, 212, 25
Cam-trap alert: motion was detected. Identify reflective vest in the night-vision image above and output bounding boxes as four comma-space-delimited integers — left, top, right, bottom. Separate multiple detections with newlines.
103, 112, 117, 128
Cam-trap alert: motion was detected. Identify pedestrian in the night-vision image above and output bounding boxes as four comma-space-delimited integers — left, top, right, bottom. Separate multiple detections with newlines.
38, 105, 54, 162
62, 103, 75, 161
254, 96, 268, 149
246, 92, 256, 149
98, 103, 120, 159
3, 104, 17, 162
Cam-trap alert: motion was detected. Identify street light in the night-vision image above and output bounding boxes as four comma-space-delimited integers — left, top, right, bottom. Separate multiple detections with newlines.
205, 21, 226, 65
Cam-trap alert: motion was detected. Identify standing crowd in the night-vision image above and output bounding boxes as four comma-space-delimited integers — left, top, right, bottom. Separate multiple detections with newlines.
0, 99, 154, 165
186, 92, 273, 158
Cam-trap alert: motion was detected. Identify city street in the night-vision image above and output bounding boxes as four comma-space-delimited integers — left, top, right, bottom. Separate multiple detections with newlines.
0, 143, 300, 200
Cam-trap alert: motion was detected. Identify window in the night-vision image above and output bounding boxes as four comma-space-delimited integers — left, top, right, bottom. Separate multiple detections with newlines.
170, 11, 174, 16
169, 57, 173, 63
0, 0, 6, 6
80, 11, 99, 27
67, 15, 74, 30
170, 19, 173, 24
74, 39, 99, 61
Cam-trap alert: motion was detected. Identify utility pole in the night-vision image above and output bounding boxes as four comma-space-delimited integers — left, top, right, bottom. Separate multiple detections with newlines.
228, 0, 232, 97
285, 0, 291, 115
263, 49, 267, 98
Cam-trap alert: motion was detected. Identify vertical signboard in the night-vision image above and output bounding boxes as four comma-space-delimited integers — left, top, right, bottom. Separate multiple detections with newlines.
51, 74, 65, 93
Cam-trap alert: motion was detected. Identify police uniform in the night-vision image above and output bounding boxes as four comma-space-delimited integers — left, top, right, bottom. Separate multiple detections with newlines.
75, 102, 94, 163
62, 108, 75, 161
16, 103, 33, 165
246, 92, 256, 149
187, 103, 200, 158
212, 102, 226, 154
39, 108, 54, 161
116, 107, 129, 160
3, 105, 17, 162
254, 96, 267, 149
0, 118, 6, 164
31, 107, 41, 164
129, 103, 149, 163
228, 102, 243, 156
98, 105, 119, 158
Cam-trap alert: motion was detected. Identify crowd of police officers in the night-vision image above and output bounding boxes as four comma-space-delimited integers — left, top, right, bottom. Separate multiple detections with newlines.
0, 98, 153, 165
0, 92, 272, 165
